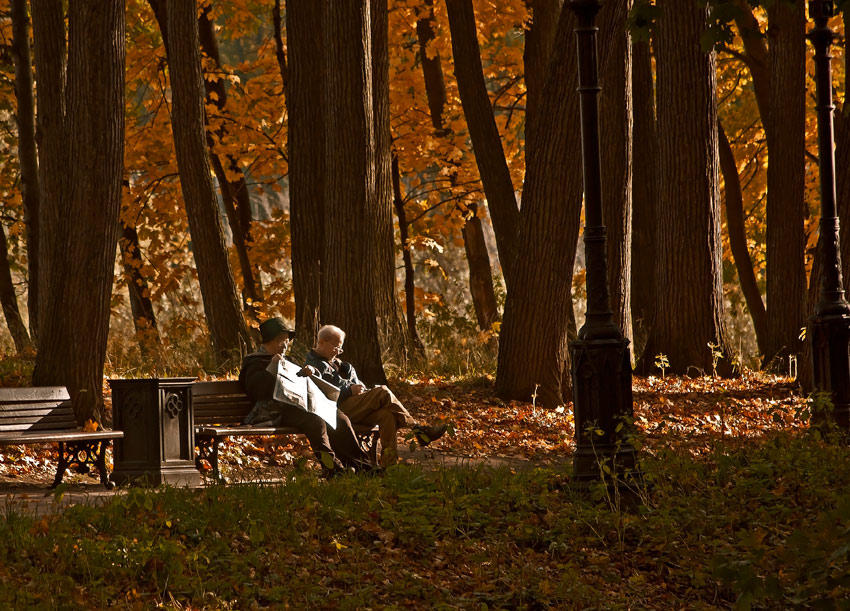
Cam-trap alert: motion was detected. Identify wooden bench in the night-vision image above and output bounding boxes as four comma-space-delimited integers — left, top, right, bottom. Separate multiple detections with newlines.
191, 380, 379, 480
0, 387, 124, 489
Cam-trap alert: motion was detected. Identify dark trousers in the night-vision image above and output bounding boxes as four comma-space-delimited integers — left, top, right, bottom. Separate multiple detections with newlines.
275, 401, 369, 469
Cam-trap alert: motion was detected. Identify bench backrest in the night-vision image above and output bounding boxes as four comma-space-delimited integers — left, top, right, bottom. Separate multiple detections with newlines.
0, 387, 76, 432
192, 380, 252, 426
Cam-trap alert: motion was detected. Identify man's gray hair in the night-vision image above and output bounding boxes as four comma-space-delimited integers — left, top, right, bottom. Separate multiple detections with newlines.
317, 324, 345, 343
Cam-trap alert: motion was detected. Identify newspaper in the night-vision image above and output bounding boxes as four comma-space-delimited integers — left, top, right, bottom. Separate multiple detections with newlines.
268, 357, 338, 429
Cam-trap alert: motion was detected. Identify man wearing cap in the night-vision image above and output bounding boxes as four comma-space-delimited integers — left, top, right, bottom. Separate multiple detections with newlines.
303, 324, 447, 468
239, 317, 371, 477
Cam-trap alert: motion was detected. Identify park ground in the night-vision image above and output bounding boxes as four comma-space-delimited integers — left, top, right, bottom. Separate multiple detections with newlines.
0, 373, 848, 609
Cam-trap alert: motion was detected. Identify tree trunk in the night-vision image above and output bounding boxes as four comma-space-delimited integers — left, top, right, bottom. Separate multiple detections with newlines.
497, 1, 625, 405
392, 155, 424, 353
417, 0, 499, 330
0, 224, 31, 353
31, 0, 124, 425
370, 0, 408, 364
165, 0, 250, 362
718, 121, 768, 353
197, 4, 264, 307
762, 1, 807, 369
445, 0, 520, 289
11, 0, 40, 342
119, 220, 160, 353
321, 0, 386, 385
629, 38, 657, 361
462, 205, 500, 329
600, 0, 633, 345
836, 12, 849, 289
286, 0, 325, 350
523, 0, 562, 158
148, 0, 263, 312
637, 0, 732, 376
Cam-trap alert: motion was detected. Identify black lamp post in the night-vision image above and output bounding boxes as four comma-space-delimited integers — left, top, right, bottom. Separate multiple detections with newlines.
807, 0, 850, 431
568, 0, 638, 484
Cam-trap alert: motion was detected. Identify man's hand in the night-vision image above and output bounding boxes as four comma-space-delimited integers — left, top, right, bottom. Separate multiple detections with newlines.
298, 365, 317, 377
351, 384, 366, 396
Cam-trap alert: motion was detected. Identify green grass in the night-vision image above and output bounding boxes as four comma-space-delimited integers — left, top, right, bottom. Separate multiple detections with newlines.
1, 432, 848, 610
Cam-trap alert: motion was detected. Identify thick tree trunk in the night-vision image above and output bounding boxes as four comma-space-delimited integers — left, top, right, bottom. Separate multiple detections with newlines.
629, 39, 657, 360
600, 0, 633, 345
286, 0, 325, 350
321, 0, 386, 385
0, 224, 31, 353
417, 0, 499, 331
31, 0, 124, 425
11, 0, 40, 341
718, 121, 768, 353
762, 1, 807, 369
197, 4, 264, 307
638, 0, 732, 376
166, 0, 250, 362
445, 0, 520, 289
497, 2, 625, 405
523, 0, 562, 158
119, 220, 160, 353
370, 0, 408, 364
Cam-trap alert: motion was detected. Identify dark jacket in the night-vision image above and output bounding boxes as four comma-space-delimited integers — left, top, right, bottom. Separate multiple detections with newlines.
238, 346, 276, 404
304, 350, 361, 403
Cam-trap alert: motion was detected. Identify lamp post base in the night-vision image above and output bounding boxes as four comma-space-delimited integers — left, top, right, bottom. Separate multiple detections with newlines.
570, 337, 639, 485
809, 312, 850, 431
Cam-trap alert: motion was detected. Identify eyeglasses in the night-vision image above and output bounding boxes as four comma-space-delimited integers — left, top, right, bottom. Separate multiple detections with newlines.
333, 345, 344, 354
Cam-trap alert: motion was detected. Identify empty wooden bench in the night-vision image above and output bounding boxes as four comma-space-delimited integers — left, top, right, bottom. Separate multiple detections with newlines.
0, 387, 124, 489
191, 380, 379, 480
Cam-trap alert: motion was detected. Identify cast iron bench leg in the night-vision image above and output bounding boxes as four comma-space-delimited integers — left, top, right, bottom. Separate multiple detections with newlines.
94, 441, 115, 490
51, 441, 69, 489
211, 439, 222, 483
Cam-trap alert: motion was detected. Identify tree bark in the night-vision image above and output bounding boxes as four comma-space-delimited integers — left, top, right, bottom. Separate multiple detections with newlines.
31, 0, 124, 424
11, 0, 40, 341
370, 0, 408, 364
637, 0, 732, 376
497, 2, 625, 405
321, 0, 386, 385
600, 0, 633, 345
523, 0, 562, 158
629, 38, 657, 360
286, 0, 325, 350
718, 121, 767, 352
119, 219, 160, 353
0, 223, 31, 353
417, 0, 499, 330
762, 1, 807, 369
445, 0, 520, 289
165, 0, 250, 362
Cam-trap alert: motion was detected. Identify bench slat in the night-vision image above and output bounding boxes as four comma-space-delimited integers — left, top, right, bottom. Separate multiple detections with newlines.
0, 430, 123, 445
0, 387, 70, 403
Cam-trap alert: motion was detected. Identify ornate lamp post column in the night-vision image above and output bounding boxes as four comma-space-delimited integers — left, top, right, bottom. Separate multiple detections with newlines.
568, 0, 638, 484
807, 0, 850, 431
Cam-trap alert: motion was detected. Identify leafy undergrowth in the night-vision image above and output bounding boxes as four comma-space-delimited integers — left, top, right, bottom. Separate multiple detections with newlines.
2, 373, 847, 608
0, 435, 848, 609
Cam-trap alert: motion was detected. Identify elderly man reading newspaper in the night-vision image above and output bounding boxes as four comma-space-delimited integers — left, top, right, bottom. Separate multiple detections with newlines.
238, 317, 373, 477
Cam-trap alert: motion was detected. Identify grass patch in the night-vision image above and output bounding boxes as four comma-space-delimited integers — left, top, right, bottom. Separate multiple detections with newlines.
1, 433, 848, 609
